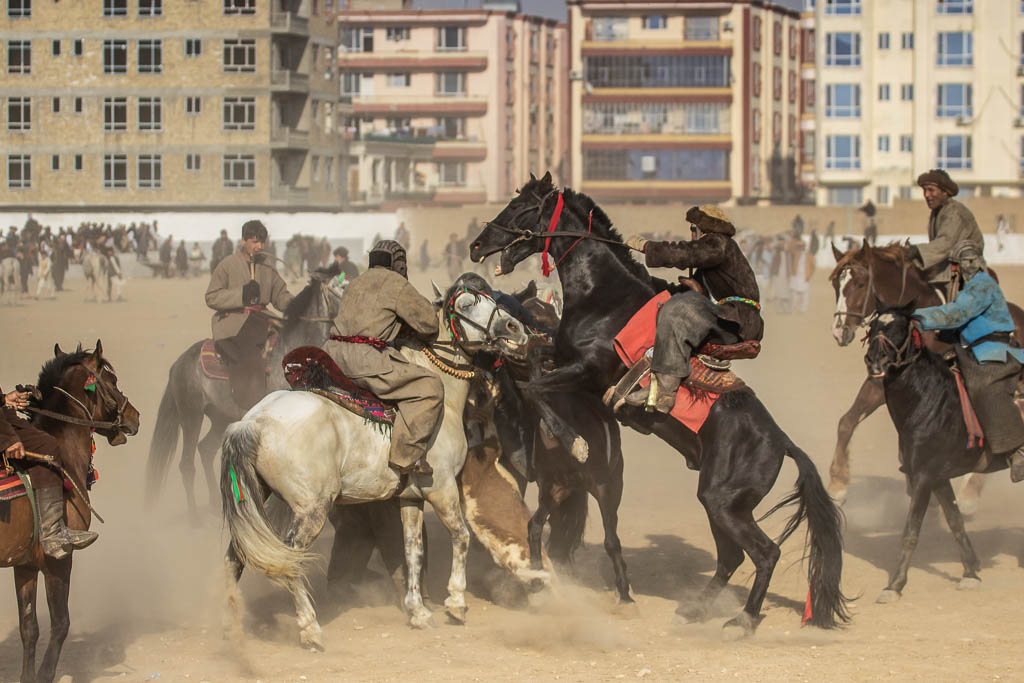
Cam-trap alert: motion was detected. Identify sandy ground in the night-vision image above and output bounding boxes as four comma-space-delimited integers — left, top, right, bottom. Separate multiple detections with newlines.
1, 261, 1022, 683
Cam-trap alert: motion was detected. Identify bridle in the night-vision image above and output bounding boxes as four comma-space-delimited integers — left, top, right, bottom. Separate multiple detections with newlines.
26, 363, 130, 432
866, 319, 923, 376
833, 259, 911, 329
441, 286, 508, 357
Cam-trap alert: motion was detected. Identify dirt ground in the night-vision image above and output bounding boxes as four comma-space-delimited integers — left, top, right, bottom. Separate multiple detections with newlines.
1, 261, 1022, 683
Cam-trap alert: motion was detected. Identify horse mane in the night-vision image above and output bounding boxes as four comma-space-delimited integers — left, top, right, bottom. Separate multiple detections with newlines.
828, 241, 912, 283
281, 262, 342, 332
34, 348, 113, 406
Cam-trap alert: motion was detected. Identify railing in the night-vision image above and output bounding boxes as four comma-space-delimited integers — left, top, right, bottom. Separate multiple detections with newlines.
271, 186, 309, 202
271, 126, 310, 146
270, 70, 310, 90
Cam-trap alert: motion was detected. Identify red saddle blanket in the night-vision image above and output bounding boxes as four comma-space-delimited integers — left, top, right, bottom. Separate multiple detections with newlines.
282, 346, 396, 426
200, 340, 229, 381
0, 470, 27, 502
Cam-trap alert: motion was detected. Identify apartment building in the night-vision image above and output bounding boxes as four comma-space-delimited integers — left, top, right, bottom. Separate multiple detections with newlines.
0, 0, 344, 210
812, 0, 1024, 205
567, 0, 803, 205
337, 2, 569, 206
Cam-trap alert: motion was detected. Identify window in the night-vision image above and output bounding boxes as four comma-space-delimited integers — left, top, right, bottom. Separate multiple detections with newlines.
878, 83, 891, 101
186, 96, 201, 114
752, 16, 761, 50
385, 26, 410, 42
8, 97, 30, 131
138, 39, 162, 73
438, 116, 466, 139
773, 67, 782, 100
341, 27, 374, 53
223, 154, 255, 188
104, 39, 128, 73
937, 32, 972, 66
773, 21, 782, 55
803, 78, 816, 111
223, 0, 255, 15
8, 40, 31, 74
825, 0, 861, 14
51, 97, 60, 113
900, 134, 913, 152
789, 26, 797, 59
223, 97, 255, 130
937, 135, 971, 169
901, 33, 914, 50
878, 134, 890, 152
593, 17, 628, 42
74, 154, 82, 171
825, 135, 861, 169
8, 155, 31, 189
585, 54, 730, 88
937, 0, 972, 14
825, 32, 861, 66
186, 153, 201, 171
325, 157, 334, 188
437, 26, 466, 51
74, 97, 82, 113
937, 84, 972, 118
901, 84, 913, 101
684, 16, 718, 41
139, 0, 161, 16
879, 32, 890, 49
103, 154, 127, 188
223, 39, 255, 72
583, 149, 728, 181
899, 185, 914, 199
436, 72, 466, 96
789, 71, 797, 103
387, 72, 411, 88
8, 0, 30, 18
827, 186, 863, 205
103, 97, 127, 131
583, 101, 728, 135
137, 154, 161, 188
825, 84, 860, 118
1020, 84, 1024, 116
772, 112, 782, 143
752, 109, 761, 143
52, 40, 61, 57
643, 15, 666, 30
185, 39, 202, 57
311, 155, 320, 183
103, 0, 127, 17
138, 96, 161, 130
438, 161, 466, 186
877, 185, 890, 204
802, 131, 815, 160
752, 63, 761, 97
51, 154, 60, 171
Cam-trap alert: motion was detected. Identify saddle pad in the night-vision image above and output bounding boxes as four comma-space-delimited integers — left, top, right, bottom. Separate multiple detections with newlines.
952, 368, 984, 448
0, 470, 27, 501
200, 339, 229, 381
632, 371, 720, 433
282, 346, 396, 427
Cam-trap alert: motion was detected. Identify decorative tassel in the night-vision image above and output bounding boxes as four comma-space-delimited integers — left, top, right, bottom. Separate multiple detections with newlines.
801, 588, 813, 626
229, 463, 245, 503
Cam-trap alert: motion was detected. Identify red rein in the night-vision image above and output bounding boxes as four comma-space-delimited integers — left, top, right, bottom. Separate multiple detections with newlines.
540, 192, 592, 278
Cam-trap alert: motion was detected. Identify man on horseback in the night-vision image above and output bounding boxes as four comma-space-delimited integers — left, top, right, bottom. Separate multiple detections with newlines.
913, 240, 1024, 482
206, 220, 294, 411
1, 387, 97, 558
324, 240, 441, 476
904, 169, 983, 296
625, 205, 764, 413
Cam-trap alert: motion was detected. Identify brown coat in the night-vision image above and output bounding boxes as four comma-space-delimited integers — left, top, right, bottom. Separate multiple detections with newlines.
205, 250, 293, 340
918, 198, 983, 283
0, 387, 18, 452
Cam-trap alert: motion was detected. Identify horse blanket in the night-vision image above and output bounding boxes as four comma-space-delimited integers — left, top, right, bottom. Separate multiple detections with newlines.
282, 345, 396, 427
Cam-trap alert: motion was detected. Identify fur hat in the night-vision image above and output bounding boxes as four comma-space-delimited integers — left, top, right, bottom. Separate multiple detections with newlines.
685, 205, 735, 236
916, 169, 959, 196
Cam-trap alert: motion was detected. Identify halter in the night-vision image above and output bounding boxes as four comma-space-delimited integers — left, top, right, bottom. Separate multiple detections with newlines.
26, 363, 130, 432
441, 286, 507, 357
834, 259, 911, 327
867, 320, 923, 375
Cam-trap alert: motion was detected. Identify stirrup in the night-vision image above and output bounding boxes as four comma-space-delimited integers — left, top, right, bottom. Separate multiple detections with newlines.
606, 351, 652, 411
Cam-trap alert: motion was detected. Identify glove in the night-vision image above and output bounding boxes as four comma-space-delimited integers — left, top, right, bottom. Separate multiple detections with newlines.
241, 279, 260, 306
903, 244, 921, 263
625, 235, 649, 253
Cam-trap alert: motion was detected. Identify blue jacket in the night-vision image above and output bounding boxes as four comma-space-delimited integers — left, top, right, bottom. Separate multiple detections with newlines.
914, 271, 1024, 364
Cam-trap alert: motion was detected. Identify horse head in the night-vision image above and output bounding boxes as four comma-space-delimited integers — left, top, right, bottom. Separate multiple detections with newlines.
440, 276, 529, 360
469, 172, 558, 274
281, 262, 344, 342
864, 305, 921, 379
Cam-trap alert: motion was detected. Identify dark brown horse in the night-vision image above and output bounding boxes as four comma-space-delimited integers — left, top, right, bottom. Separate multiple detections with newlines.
827, 242, 1024, 510
1, 342, 140, 683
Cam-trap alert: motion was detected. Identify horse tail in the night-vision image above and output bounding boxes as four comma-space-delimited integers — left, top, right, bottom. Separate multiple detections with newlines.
144, 374, 180, 500
763, 442, 851, 629
220, 420, 314, 587
546, 486, 588, 564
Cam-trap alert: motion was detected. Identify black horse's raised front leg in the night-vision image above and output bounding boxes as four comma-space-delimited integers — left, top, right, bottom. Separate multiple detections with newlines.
523, 361, 595, 461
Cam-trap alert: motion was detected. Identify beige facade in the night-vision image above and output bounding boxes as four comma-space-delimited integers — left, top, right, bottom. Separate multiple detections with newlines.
337, 6, 568, 206
812, 0, 1024, 205
567, 0, 803, 205
0, 0, 344, 210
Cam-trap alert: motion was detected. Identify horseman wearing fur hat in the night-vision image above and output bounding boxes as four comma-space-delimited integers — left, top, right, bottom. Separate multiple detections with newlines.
625, 205, 764, 413
905, 169, 983, 291
323, 240, 441, 476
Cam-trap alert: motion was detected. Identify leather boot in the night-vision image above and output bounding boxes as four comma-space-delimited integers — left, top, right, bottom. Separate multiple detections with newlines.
647, 373, 682, 414
37, 485, 98, 559
1009, 447, 1024, 483
412, 457, 434, 477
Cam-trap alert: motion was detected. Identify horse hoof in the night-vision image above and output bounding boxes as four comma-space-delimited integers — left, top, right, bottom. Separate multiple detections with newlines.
673, 605, 707, 625
409, 611, 435, 629
299, 627, 324, 652
957, 577, 982, 591
613, 598, 639, 618
876, 589, 901, 604
571, 436, 589, 463
722, 613, 758, 640
827, 483, 848, 505
957, 497, 979, 518
446, 605, 468, 624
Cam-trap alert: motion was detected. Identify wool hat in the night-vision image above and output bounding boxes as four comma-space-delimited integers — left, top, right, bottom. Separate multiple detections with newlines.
916, 169, 959, 196
685, 205, 735, 236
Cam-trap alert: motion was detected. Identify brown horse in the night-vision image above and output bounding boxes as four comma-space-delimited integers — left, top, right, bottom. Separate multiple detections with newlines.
827, 242, 1024, 509
1, 342, 140, 683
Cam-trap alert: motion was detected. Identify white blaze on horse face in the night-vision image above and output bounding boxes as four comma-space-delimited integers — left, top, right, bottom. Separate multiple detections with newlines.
832, 269, 854, 344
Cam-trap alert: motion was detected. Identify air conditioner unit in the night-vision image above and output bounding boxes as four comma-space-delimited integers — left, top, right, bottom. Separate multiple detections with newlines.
569, 70, 583, 81
641, 155, 657, 173
1017, 65, 1024, 77
1015, 117, 1024, 128
955, 115, 971, 126
722, 20, 734, 32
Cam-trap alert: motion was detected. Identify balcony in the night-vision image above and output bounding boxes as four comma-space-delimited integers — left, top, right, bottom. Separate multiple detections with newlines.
270, 12, 310, 37
270, 70, 310, 93
349, 94, 487, 117
433, 139, 487, 161
271, 185, 309, 203
270, 126, 310, 149
338, 50, 488, 71
354, 186, 438, 205
434, 184, 488, 204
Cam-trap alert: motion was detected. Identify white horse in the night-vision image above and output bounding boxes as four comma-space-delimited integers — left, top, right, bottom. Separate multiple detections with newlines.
221, 279, 529, 650
81, 250, 106, 302
0, 256, 19, 305
34, 252, 56, 299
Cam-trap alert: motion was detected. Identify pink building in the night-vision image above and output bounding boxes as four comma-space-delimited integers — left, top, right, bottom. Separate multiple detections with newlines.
338, 4, 569, 206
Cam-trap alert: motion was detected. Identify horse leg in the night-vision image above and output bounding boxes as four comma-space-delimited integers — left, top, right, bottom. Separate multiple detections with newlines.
427, 487, 471, 624
592, 480, 632, 604
282, 507, 330, 651
829, 377, 886, 502
528, 486, 553, 571
36, 558, 73, 683
178, 412, 204, 526
877, 477, 932, 603
15, 566, 40, 683
400, 500, 433, 628
955, 472, 986, 518
676, 517, 744, 624
933, 480, 982, 589
199, 418, 228, 511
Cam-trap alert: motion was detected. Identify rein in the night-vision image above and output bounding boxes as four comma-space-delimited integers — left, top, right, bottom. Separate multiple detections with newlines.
834, 260, 912, 327
868, 322, 923, 374
25, 365, 129, 432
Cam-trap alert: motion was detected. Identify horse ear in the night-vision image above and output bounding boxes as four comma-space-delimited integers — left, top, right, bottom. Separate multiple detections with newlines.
93, 339, 103, 359
831, 241, 844, 262
523, 280, 537, 300
541, 171, 552, 185
529, 172, 536, 182
431, 280, 444, 301
53, 343, 64, 358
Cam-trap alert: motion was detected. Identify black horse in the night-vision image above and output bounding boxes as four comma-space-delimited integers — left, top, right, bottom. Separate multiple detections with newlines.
146, 264, 343, 523
864, 307, 1019, 602
469, 173, 850, 634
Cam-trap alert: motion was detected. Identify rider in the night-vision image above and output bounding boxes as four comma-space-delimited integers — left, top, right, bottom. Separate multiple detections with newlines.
332, 246, 361, 285
904, 169, 983, 296
625, 205, 764, 413
913, 240, 1024, 482
205, 220, 294, 412
324, 240, 442, 476
210, 229, 234, 273
1, 386, 98, 559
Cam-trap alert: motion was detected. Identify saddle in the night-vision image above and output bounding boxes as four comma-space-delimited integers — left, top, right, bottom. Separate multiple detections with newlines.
282, 346, 396, 427
200, 333, 279, 381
